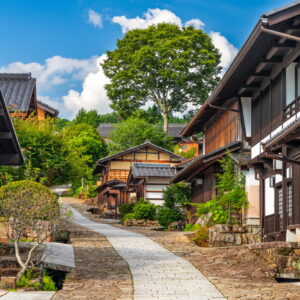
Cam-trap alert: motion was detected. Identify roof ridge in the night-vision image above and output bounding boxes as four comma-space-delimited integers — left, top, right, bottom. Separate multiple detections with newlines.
0, 73, 33, 80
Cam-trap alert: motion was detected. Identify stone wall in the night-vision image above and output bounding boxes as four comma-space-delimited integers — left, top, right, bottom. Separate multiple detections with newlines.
209, 224, 261, 247
248, 241, 300, 279
124, 219, 160, 227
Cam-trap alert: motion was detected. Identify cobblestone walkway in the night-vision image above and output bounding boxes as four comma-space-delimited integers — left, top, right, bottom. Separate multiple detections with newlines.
68, 205, 225, 300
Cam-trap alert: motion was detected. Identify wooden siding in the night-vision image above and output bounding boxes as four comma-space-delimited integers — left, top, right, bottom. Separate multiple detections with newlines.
252, 72, 284, 145
101, 145, 181, 184
204, 103, 241, 153
190, 166, 216, 204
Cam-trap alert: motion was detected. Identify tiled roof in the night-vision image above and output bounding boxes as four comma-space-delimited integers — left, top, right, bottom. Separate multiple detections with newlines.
37, 100, 59, 117
0, 73, 36, 112
93, 140, 183, 174
0, 90, 24, 165
98, 123, 187, 138
131, 163, 175, 178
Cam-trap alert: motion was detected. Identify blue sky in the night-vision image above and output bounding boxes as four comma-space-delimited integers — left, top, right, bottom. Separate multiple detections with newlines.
0, 0, 295, 119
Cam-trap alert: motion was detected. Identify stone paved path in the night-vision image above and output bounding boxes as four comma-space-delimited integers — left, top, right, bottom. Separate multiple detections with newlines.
0, 291, 55, 300
68, 205, 226, 300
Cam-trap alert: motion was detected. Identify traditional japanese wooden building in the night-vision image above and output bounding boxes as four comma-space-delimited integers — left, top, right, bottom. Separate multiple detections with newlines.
174, 1, 300, 240
93, 141, 182, 213
0, 90, 24, 165
0, 73, 59, 119
128, 163, 176, 206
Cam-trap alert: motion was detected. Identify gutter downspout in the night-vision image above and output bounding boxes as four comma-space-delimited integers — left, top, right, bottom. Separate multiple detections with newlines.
261, 25, 300, 43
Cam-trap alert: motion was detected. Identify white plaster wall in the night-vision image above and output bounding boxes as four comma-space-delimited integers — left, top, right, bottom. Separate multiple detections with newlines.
264, 177, 275, 216
241, 97, 252, 137
244, 169, 260, 223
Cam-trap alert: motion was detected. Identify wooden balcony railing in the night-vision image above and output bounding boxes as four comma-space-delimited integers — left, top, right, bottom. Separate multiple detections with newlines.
106, 169, 130, 182
284, 96, 300, 121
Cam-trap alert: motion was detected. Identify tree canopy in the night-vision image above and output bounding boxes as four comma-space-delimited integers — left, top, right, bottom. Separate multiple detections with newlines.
0, 180, 62, 280
107, 117, 173, 154
102, 23, 221, 131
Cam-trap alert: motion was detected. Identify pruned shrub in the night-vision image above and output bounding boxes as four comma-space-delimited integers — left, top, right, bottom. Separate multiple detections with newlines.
157, 207, 184, 228
132, 199, 157, 220
119, 203, 136, 217
123, 213, 135, 221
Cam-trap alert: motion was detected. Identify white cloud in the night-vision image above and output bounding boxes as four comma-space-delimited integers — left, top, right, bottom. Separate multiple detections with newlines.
184, 19, 205, 29
88, 9, 103, 28
209, 32, 238, 70
0, 55, 110, 119
0, 56, 98, 91
112, 8, 237, 69
112, 8, 182, 33
62, 55, 112, 118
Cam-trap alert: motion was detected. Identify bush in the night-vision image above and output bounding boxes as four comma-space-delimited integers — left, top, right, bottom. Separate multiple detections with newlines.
184, 223, 200, 232
163, 183, 191, 209
132, 200, 157, 220
16, 268, 57, 291
123, 213, 135, 221
156, 207, 184, 228
119, 203, 136, 217
193, 225, 209, 247
42, 274, 57, 291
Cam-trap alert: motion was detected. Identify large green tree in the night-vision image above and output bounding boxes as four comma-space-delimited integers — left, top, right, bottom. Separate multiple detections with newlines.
73, 108, 120, 128
61, 123, 108, 168
107, 117, 173, 154
102, 23, 221, 132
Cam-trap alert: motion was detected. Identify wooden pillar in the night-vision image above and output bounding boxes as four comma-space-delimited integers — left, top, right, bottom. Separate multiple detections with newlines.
260, 177, 265, 241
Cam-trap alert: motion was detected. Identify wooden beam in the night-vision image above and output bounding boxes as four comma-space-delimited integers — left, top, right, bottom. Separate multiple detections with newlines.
246, 70, 271, 85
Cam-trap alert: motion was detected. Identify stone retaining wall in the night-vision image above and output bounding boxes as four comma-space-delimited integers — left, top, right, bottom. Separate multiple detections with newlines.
248, 241, 300, 279
124, 219, 160, 227
209, 224, 261, 247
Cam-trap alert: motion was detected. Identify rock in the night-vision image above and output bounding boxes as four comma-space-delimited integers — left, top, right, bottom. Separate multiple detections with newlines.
211, 224, 231, 233
0, 276, 16, 289
232, 225, 247, 233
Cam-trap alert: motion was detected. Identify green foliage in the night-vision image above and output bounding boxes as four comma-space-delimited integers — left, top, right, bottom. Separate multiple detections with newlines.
102, 23, 221, 130
16, 268, 40, 289
174, 145, 197, 159
163, 182, 191, 209
132, 199, 157, 220
193, 224, 209, 247
119, 203, 136, 217
42, 273, 57, 291
123, 213, 135, 221
107, 117, 173, 154
53, 118, 71, 130
196, 153, 248, 225
16, 268, 57, 291
184, 223, 200, 232
0, 180, 59, 222
4, 117, 75, 185
72, 108, 120, 128
61, 123, 108, 168
156, 207, 184, 228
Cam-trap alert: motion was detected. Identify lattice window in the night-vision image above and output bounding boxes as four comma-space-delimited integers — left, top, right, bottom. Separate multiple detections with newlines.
278, 187, 283, 230
287, 183, 293, 219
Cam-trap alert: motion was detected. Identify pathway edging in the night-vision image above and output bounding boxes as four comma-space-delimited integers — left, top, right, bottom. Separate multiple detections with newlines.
68, 205, 226, 300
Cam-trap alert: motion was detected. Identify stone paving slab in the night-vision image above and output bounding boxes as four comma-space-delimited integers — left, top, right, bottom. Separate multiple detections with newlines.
68, 205, 226, 300
0, 291, 55, 300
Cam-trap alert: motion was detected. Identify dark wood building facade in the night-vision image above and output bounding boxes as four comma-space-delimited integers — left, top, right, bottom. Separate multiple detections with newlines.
93, 141, 182, 213
177, 2, 300, 240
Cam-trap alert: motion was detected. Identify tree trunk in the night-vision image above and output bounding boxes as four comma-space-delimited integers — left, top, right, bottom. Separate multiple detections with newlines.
163, 113, 169, 133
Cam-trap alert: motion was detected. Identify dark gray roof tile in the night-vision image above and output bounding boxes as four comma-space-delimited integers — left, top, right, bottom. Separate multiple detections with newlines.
0, 73, 36, 112
131, 163, 175, 178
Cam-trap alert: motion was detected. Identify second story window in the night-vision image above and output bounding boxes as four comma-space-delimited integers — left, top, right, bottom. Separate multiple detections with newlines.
285, 62, 300, 106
